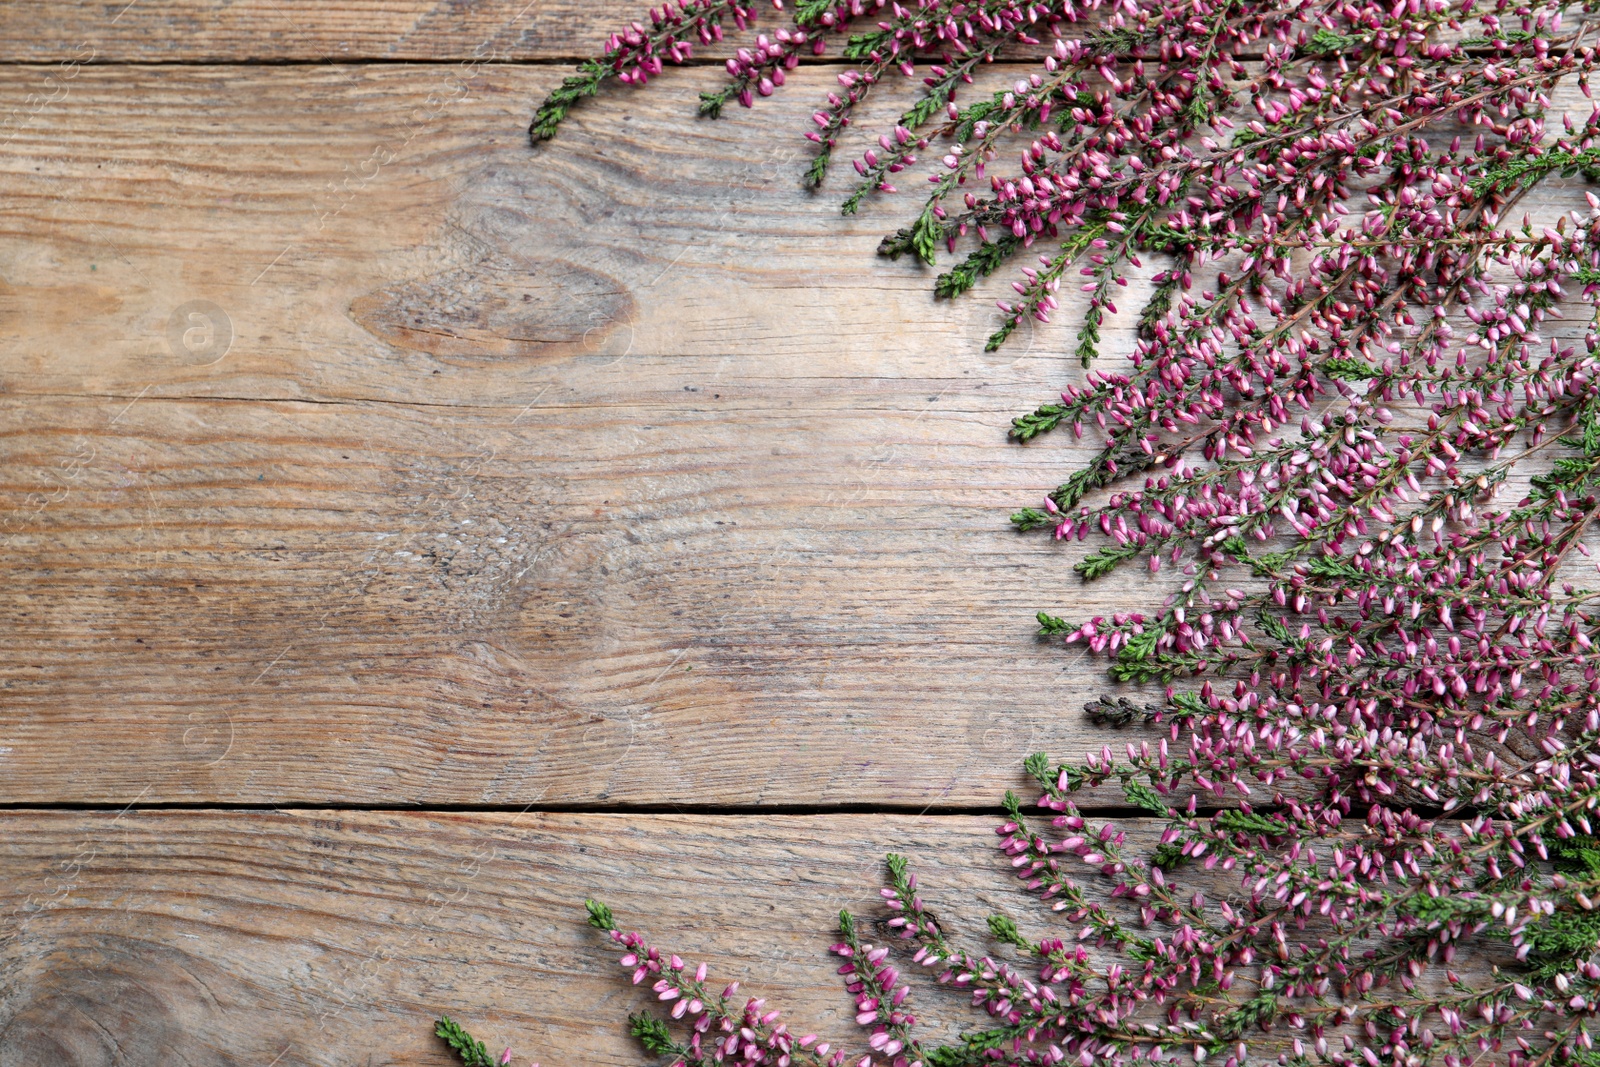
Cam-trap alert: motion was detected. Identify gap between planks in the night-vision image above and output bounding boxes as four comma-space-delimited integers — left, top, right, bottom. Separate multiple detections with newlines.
0, 800, 1149, 816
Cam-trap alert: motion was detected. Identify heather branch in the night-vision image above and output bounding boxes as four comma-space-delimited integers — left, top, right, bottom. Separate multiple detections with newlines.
496, 4, 1600, 1067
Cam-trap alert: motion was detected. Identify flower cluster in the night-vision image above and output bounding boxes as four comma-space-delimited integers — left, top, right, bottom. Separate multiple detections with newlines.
575, 902, 843, 1067
442, 2, 1600, 1067
530, 0, 769, 140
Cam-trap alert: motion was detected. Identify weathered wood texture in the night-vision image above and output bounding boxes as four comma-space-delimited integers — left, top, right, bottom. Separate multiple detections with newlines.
0, 1, 1078, 63
0, 0, 720, 62
0, 61, 1194, 806
0, 809, 1189, 1067
0, 8, 1532, 1067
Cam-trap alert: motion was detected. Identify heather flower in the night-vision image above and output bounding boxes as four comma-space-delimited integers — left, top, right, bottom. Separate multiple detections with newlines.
480, 3, 1600, 1067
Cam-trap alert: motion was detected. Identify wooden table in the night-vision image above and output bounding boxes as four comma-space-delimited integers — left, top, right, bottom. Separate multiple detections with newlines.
0, 5, 1178, 1063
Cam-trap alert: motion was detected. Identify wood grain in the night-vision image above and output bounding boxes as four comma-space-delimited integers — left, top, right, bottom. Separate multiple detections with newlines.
0, 382, 1149, 806
0, 808, 1244, 1067
0, 0, 1072, 64
0, 1, 632, 63
0, 61, 1196, 806
0, 10, 1536, 1067
0, 63, 1118, 401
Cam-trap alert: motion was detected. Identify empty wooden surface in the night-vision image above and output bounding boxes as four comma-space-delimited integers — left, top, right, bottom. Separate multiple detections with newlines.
0, 1, 731, 62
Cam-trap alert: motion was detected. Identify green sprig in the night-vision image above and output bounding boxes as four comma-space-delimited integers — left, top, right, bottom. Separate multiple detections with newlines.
435, 1017, 497, 1067
585, 898, 618, 931
630, 1012, 688, 1058
530, 62, 610, 143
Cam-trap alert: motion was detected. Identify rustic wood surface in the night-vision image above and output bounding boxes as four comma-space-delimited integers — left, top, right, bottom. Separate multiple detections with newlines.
0, 1, 733, 62
0, 58, 1198, 807
0, 5, 1541, 1065
0, 6, 1170, 1061
0, 1, 1084, 63
0, 808, 1223, 1067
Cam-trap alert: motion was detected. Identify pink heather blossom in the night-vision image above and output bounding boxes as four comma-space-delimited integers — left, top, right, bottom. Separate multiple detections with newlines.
524, 1, 1600, 1066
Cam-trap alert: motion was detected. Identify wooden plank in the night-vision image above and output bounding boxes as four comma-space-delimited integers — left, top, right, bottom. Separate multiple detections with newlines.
0, 1, 645, 63
13, 62, 1576, 403
0, 809, 1254, 1066
0, 63, 1106, 402
0, 0, 1060, 64
0, 0, 1463, 64
0, 62, 1182, 806
0, 384, 1148, 806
